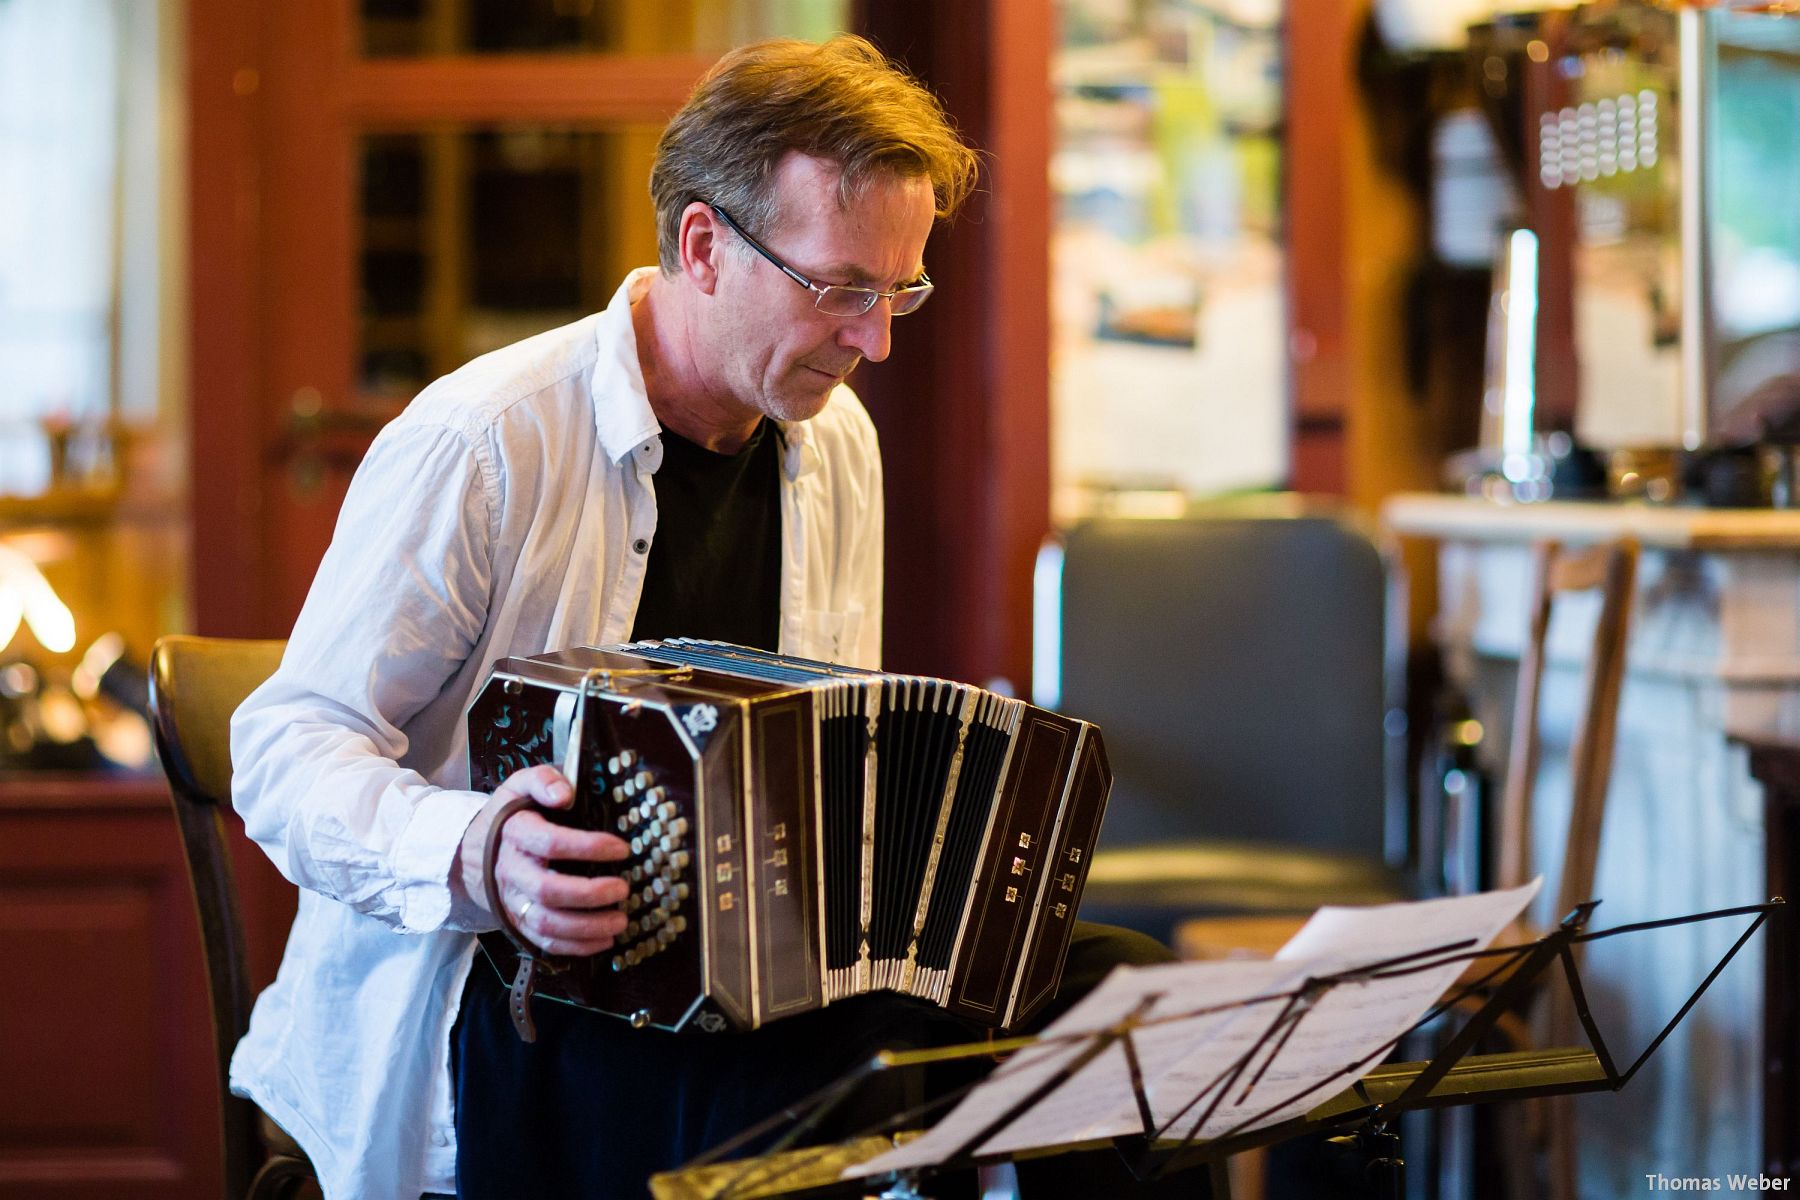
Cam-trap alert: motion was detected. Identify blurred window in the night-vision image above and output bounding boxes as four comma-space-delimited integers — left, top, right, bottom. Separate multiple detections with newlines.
0, 0, 166, 497
0, 0, 181, 767
1051, 0, 1288, 518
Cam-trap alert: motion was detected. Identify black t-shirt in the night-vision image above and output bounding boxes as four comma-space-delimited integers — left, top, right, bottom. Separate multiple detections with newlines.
628, 418, 782, 652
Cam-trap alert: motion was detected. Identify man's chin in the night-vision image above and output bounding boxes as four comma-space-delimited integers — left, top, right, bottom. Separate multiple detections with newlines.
765, 383, 838, 423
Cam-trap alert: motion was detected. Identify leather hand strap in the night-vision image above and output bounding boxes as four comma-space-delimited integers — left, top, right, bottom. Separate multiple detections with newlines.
481, 794, 544, 1043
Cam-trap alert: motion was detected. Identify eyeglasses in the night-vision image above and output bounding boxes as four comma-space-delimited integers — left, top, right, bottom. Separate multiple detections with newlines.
709, 204, 933, 318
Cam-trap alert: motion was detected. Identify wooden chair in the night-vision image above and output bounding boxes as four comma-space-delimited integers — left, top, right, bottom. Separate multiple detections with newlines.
1490, 536, 1638, 1200
148, 635, 319, 1200
1496, 537, 1639, 958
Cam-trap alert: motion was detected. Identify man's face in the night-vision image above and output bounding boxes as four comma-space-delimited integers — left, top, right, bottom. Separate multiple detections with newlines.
707, 153, 936, 424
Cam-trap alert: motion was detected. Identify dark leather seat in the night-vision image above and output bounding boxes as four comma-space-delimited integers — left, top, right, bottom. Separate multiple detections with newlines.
149, 636, 320, 1200
1036, 507, 1409, 946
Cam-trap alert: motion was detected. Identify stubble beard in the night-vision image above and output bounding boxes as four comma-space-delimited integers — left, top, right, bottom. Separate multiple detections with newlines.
761, 386, 835, 424
759, 364, 847, 423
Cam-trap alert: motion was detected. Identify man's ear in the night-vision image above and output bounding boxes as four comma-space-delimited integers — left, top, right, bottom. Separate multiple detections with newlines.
677, 202, 724, 296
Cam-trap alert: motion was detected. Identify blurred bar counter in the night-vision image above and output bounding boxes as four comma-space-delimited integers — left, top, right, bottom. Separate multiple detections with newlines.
1385, 492, 1800, 552
1385, 491, 1796, 1190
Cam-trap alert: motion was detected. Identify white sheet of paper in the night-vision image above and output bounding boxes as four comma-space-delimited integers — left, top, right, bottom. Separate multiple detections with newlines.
847, 880, 1542, 1178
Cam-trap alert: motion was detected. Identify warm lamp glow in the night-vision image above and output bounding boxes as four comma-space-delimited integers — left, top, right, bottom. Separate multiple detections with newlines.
0, 586, 21, 653
0, 544, 76, 654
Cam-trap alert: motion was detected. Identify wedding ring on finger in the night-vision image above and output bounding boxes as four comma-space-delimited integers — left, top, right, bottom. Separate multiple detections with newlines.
515, 898, 534, 923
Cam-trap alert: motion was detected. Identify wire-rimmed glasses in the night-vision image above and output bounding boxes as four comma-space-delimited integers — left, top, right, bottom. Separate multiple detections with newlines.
709, 204, 933, 318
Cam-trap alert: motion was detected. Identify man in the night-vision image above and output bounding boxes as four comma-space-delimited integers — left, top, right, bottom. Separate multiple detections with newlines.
231, 35, 1172, 1199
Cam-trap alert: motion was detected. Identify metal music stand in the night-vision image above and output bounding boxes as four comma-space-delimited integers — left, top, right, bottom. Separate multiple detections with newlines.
648, 898, 1782, 1200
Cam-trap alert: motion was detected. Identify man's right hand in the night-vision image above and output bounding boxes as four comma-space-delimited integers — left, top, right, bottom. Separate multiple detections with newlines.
457, 764, 630, 956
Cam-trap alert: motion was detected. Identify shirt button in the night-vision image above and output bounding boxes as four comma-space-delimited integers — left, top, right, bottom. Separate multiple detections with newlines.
431, 1129, 450, 1147
632, 538, 650, 554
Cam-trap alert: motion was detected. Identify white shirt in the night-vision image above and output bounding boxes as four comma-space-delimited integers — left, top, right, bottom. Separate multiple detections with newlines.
228, 269, 884, 1199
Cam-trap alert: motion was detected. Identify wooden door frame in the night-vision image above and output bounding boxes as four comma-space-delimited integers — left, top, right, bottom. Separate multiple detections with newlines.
187, 0, 264, 638
853, 0, 1052, 691
1287, 1, 1356, 496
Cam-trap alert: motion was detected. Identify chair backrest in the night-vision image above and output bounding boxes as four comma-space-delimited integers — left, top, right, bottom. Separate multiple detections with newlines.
148, 635, 286, 1200
1495, 538, 1639, 927
1040, 511, 1390, 859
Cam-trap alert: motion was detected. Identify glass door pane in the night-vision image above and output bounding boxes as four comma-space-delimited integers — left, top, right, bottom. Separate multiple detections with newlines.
358, 124, 662, 398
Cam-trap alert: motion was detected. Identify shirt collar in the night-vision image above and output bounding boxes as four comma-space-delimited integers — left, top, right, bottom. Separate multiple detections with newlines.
774, 416, 821, 481
589, 266, 827, 481
590, 267, 663, 466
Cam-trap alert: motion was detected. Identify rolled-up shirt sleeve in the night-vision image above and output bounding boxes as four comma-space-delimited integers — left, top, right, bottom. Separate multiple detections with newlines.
230, 416, 499, 934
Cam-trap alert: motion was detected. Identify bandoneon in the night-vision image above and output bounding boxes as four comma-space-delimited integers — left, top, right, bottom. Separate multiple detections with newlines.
466, 641, 1112, 1033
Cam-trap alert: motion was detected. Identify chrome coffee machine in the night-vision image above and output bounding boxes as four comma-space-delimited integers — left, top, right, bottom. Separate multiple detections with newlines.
1467, 2, 1800, 504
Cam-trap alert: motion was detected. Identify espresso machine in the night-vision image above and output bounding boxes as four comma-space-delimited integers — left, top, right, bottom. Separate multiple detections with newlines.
1467, 1, 1800, 505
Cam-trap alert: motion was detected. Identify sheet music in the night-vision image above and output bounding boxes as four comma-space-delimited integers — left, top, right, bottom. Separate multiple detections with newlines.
1184, 877, 1543, 1137
852, 959, 1308, 1176
849, 880, 1541, 1178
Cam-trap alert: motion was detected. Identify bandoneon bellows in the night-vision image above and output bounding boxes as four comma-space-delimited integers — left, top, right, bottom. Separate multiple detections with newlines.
466, 641, 1112, 1033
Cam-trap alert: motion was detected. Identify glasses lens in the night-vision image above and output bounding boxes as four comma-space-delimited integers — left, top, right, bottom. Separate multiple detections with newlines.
813, 282, 933, 317
815, 287, 878, 317
889, 283, 932, 316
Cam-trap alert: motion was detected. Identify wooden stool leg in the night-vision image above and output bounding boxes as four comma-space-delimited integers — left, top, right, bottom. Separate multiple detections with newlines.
1501, 1102, 1537, 1200
1226, 1147, 1265, 1200
1209, 1156, 1233, 1200
1547, 1093, 1579, 1200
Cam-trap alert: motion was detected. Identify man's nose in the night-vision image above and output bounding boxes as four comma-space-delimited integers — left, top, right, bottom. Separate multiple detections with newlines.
837, 301, 894, 363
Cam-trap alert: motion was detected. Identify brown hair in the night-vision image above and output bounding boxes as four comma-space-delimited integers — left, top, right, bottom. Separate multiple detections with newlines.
649, 35, 980, 273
